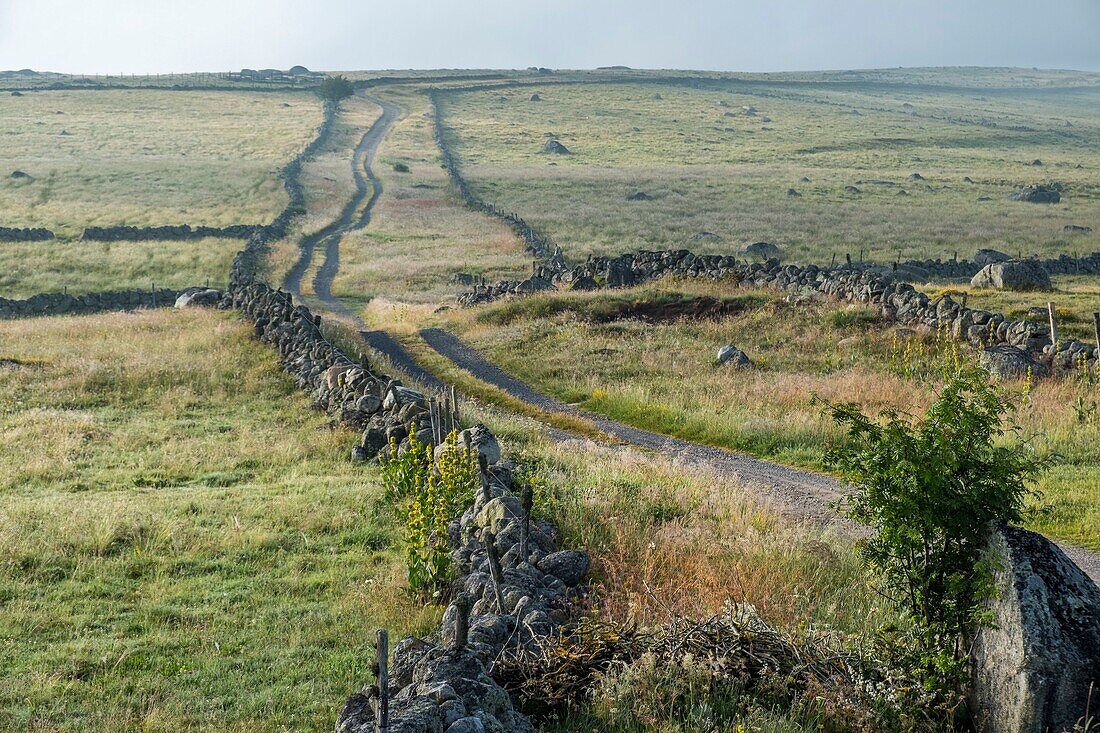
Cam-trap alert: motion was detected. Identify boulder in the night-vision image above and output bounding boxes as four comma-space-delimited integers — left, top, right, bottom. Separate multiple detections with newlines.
970, 260, 1052, 292
971, 525, 1100, 733
529, 93, 541, 102
174, 288, 223, 308
459, 423, 501, 465
1009, 185, 1060, 204
716, 344, 750, 368
978, 346, 1042, 380
741, 241, 782, 260
543, 140, 571, 155
537, 550, 590, 587
973, 248, 1012, 266
383, 385, 428, 411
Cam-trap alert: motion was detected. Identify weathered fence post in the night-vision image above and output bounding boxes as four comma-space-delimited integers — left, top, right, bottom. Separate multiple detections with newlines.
520, 481, 533, 563
1048, 302, 1059, 347
484, 531, 506, 612
453, 595, 470, 650
478, 454, 491, 504
151, 281, 156, 309
375, 629, 389, 733
1093, 312, 1100, 354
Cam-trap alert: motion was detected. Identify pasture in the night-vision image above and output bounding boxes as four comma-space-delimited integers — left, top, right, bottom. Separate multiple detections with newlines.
438, 75, 1100, 263
0, 309, 437, 732
0, 89, 323, 237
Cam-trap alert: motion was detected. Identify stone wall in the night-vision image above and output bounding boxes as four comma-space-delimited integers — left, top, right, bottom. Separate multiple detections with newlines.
80, 224, 260, 241
0, 226, 54, 242
0, 287, 185, 318
460, 250, 1098, 377
429, 90, 558, 261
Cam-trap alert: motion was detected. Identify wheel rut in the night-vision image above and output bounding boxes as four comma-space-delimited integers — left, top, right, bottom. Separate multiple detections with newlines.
284, 94, 400, 321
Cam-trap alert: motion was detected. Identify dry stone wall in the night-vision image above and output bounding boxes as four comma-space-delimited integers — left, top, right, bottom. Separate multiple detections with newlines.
80, 224, 260, 241
0, 287, 185, 319
460, 250, 1098, 376
0, 226, 54, 242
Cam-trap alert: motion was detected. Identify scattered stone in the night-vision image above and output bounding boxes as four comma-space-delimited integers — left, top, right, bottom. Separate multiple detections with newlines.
10, 170, 31, 180
963, 176, 974, 183
971, 525, 1100, 733
787, 188, 801, 197
1029, 159, 1043, 166
543, 140, 571, 155
741, 241, 781, 260
529, 93, 541, 102
11, 91, 23, 97
909, 172, 924, 180
742, 105, 757, 116
971, 260, 1052, 292
844, 185, 862, 193
1062, 224, 1092, 234
716, 344, 750, 368
690, 231, 721, 241
626, 191, 652, 201
896, 189, 909, 196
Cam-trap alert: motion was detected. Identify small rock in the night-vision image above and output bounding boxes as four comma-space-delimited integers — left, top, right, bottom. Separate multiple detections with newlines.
543, 140, 571, 155
626, 191, 652, 201
716, 344, 750, 368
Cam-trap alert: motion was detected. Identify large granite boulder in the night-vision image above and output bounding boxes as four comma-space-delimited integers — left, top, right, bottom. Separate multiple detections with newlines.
741, 241, 782, 261
978, 346, 1043, 380
971, 260, 1052, 292
971, 525, 1100, 733
973, 248, 1012, 266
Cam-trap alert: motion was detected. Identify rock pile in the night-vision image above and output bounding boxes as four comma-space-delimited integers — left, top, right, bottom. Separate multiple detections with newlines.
1010, 184, 1061, 204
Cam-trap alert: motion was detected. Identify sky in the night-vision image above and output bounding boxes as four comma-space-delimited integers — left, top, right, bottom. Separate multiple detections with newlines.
1, 0, 1098, 75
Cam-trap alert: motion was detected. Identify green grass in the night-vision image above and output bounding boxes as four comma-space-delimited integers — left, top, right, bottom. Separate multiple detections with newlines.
0, 238, 239, 298
437, 73, 1100, 263
441, 280, 1100, 551
0, 309, 436, 732
0, 89, 323, 237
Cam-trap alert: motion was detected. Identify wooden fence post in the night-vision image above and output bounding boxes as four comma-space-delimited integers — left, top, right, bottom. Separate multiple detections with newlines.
1048, 302, 1059, 347
484, 532, 506, 612
1093, 312, 1099, 354
375, 629, 389, 733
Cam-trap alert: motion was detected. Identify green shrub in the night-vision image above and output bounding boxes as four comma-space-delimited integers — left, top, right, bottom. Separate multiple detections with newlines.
317, 74, 354, 102
820, 367, 1049, 686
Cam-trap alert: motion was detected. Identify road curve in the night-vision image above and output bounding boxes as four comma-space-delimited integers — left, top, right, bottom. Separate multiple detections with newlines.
411, 326, 1100, 583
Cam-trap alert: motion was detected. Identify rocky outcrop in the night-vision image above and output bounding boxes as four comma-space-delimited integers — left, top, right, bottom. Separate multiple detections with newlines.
971, 260, 1052, 292
1010, 185, 1061, 204
972, 525, 1100, 733
0, 226, 54, 242
174, 287, 223, 308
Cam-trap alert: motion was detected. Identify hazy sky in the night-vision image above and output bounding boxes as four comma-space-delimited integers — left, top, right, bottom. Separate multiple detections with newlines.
2, 0, 1098, 74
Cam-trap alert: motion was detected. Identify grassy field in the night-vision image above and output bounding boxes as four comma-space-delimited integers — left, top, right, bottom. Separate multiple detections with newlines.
0, 89, 323, 237
0, 238, 240, 298
0, 309, 438, 732
436, 73, 1100, 263
439, 280, 1100, 551
330, 85, 532, 317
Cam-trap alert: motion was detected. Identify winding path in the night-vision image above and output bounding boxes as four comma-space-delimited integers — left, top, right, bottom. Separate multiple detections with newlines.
284, 94, 400, 320
287, 88, 1100, 585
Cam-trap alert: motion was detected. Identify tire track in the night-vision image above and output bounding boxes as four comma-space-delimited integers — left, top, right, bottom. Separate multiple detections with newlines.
284, 95, 400, 316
